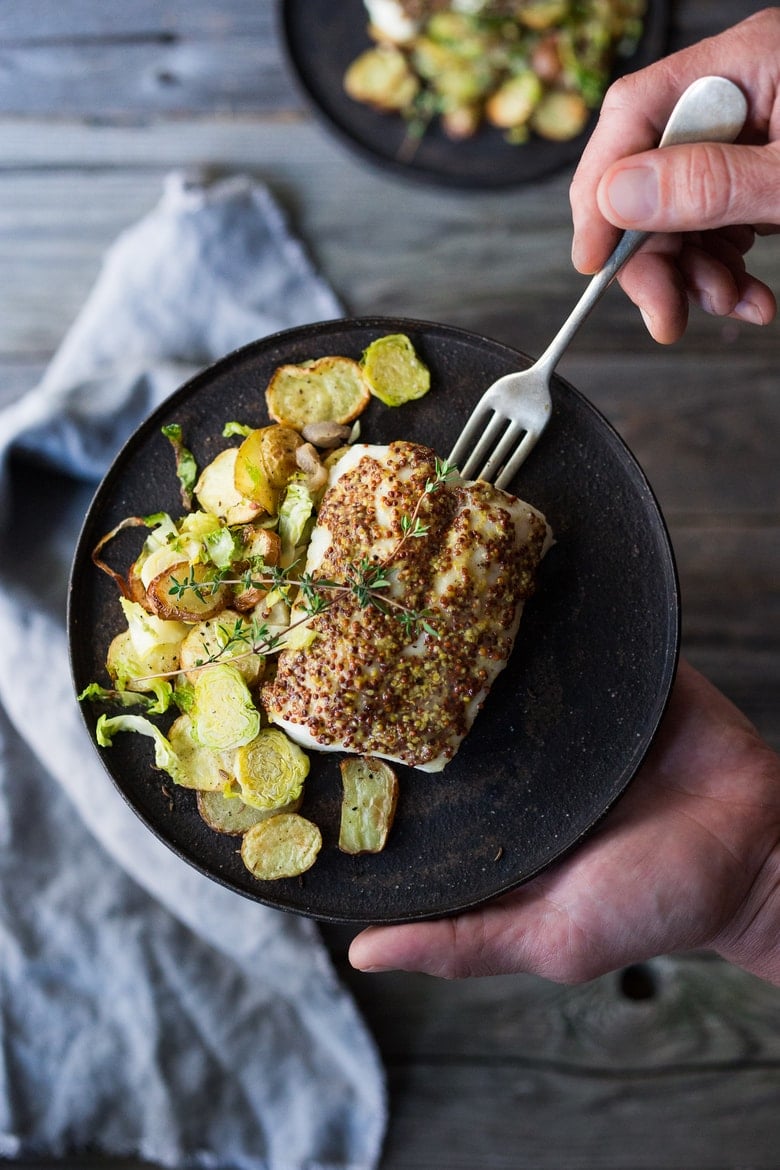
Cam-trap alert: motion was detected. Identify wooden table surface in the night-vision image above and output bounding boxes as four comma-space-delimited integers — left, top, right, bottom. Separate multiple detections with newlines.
2, 3, 778, 1168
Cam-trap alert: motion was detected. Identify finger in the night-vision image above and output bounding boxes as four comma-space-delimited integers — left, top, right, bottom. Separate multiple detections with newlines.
677, 242, 777, 324
597, 142, 780, 235
348, 892, 577, 980
613, 250, 690, 344
678, 242, 742, 317
728, 270, 778, 326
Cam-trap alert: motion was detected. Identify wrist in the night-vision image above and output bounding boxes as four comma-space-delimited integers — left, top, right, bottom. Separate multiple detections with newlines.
713, 835, 780, 986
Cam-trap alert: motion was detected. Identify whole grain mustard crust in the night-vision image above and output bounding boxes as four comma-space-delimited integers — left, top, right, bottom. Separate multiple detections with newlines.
262, 441, 549, 768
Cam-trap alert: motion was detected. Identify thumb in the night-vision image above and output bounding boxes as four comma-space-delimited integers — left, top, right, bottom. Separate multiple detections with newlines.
597, 141, 780, 233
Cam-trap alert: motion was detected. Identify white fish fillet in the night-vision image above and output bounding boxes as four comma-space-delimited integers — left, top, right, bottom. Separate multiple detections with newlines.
262, 442, 552, 772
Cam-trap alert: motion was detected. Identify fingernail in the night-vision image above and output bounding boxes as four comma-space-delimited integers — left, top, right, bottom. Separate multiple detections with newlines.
605, 166, 659, 223
734, 299, 765, 325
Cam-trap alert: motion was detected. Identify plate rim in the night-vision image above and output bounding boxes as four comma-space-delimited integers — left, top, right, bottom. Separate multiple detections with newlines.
277, 0, 672, 190
68, 315, 681, 924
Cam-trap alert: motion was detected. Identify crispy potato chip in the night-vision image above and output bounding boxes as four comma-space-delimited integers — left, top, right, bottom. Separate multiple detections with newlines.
197, 787, 301, 835
265, 356, 371, 429
194, 447, 264, 524
338, 756, 399, 854
240, 813, 322, 880
361, 333, 431, 407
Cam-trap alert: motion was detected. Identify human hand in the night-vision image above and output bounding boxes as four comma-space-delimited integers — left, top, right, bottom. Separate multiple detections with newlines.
349, 660, 780, 985
569, 8, 780, 343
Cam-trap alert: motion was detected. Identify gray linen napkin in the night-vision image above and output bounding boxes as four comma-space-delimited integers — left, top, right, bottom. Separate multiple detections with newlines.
0, 173, 386, 1170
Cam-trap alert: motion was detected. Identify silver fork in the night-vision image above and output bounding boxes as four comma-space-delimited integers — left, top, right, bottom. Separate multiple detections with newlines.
449, 75, 749, 489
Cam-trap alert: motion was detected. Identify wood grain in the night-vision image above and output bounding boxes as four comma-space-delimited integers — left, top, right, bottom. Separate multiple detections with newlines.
1, 2, 778, 1168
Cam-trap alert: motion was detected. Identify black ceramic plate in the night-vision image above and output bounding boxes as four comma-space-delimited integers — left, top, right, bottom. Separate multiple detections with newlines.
69, 318, 679, 924
279, 0, 670, 189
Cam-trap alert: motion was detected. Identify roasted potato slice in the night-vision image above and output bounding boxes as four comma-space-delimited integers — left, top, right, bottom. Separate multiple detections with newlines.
485, 71, 543, 129
240, 813, 322, 880
194, 447, 265, 524
233, 525, 282, 611
344, 45, 419, 111
145, 559, 232, 622
338, 756, 399, 854
106, 630, 181, 693
178, 610, 265, 687
530, 89, 589, 141
517, 0, 570, 30
197, 786, 302, 835
265, 356, 371, 430
233, 425, 304, 513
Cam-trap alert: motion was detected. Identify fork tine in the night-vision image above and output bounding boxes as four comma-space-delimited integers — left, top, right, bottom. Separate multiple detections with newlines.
451, 410, 508, 480
494, 428, 540, 490
476, 419, 526, 484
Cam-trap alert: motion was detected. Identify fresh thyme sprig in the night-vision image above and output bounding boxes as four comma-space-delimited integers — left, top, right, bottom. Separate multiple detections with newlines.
166, 461, 458, 640
101, 457, 459, 687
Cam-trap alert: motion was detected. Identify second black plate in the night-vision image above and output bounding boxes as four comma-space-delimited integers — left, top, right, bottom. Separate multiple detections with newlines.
280, 0, 670, 188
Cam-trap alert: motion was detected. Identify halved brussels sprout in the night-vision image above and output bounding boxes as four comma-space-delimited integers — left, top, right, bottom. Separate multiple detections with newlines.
190, 663, 261, 751
240, 813, 322, 880
167, 714, 234, 791
361, 333, 431, 407
234, 727, 310, 811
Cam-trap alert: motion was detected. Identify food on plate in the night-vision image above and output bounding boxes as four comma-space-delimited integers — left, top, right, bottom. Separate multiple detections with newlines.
361, 333, 431, 406
339, 757, 400, 854
81, 332, 552, 882
346, 0, 647, 145
240, 813, 323, 880
263, 441, 552, 771
266, 355, 371, 429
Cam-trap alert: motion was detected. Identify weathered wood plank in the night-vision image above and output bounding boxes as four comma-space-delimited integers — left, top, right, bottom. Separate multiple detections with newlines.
0, 0, 762, 120
331, 953, 780, 1066
1, 142, 778, 362
0, 2, 294, 116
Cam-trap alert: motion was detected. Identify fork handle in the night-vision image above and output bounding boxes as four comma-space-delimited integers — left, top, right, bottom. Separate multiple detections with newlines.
534, 227, 649, 371
533, 75, 748, 377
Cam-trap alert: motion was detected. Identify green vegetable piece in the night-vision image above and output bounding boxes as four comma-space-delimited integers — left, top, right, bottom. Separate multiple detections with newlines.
96, 714, 188, 785
78, 683, 162, 713
167, 714, 233, 791
234, 727, 310, 811
190, 663, 261, 751
339, 757, 399, 855
222, 421, 254, 438
277, 478, 316, 564
361, 334, 431, 407
161, 423, 198, 508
